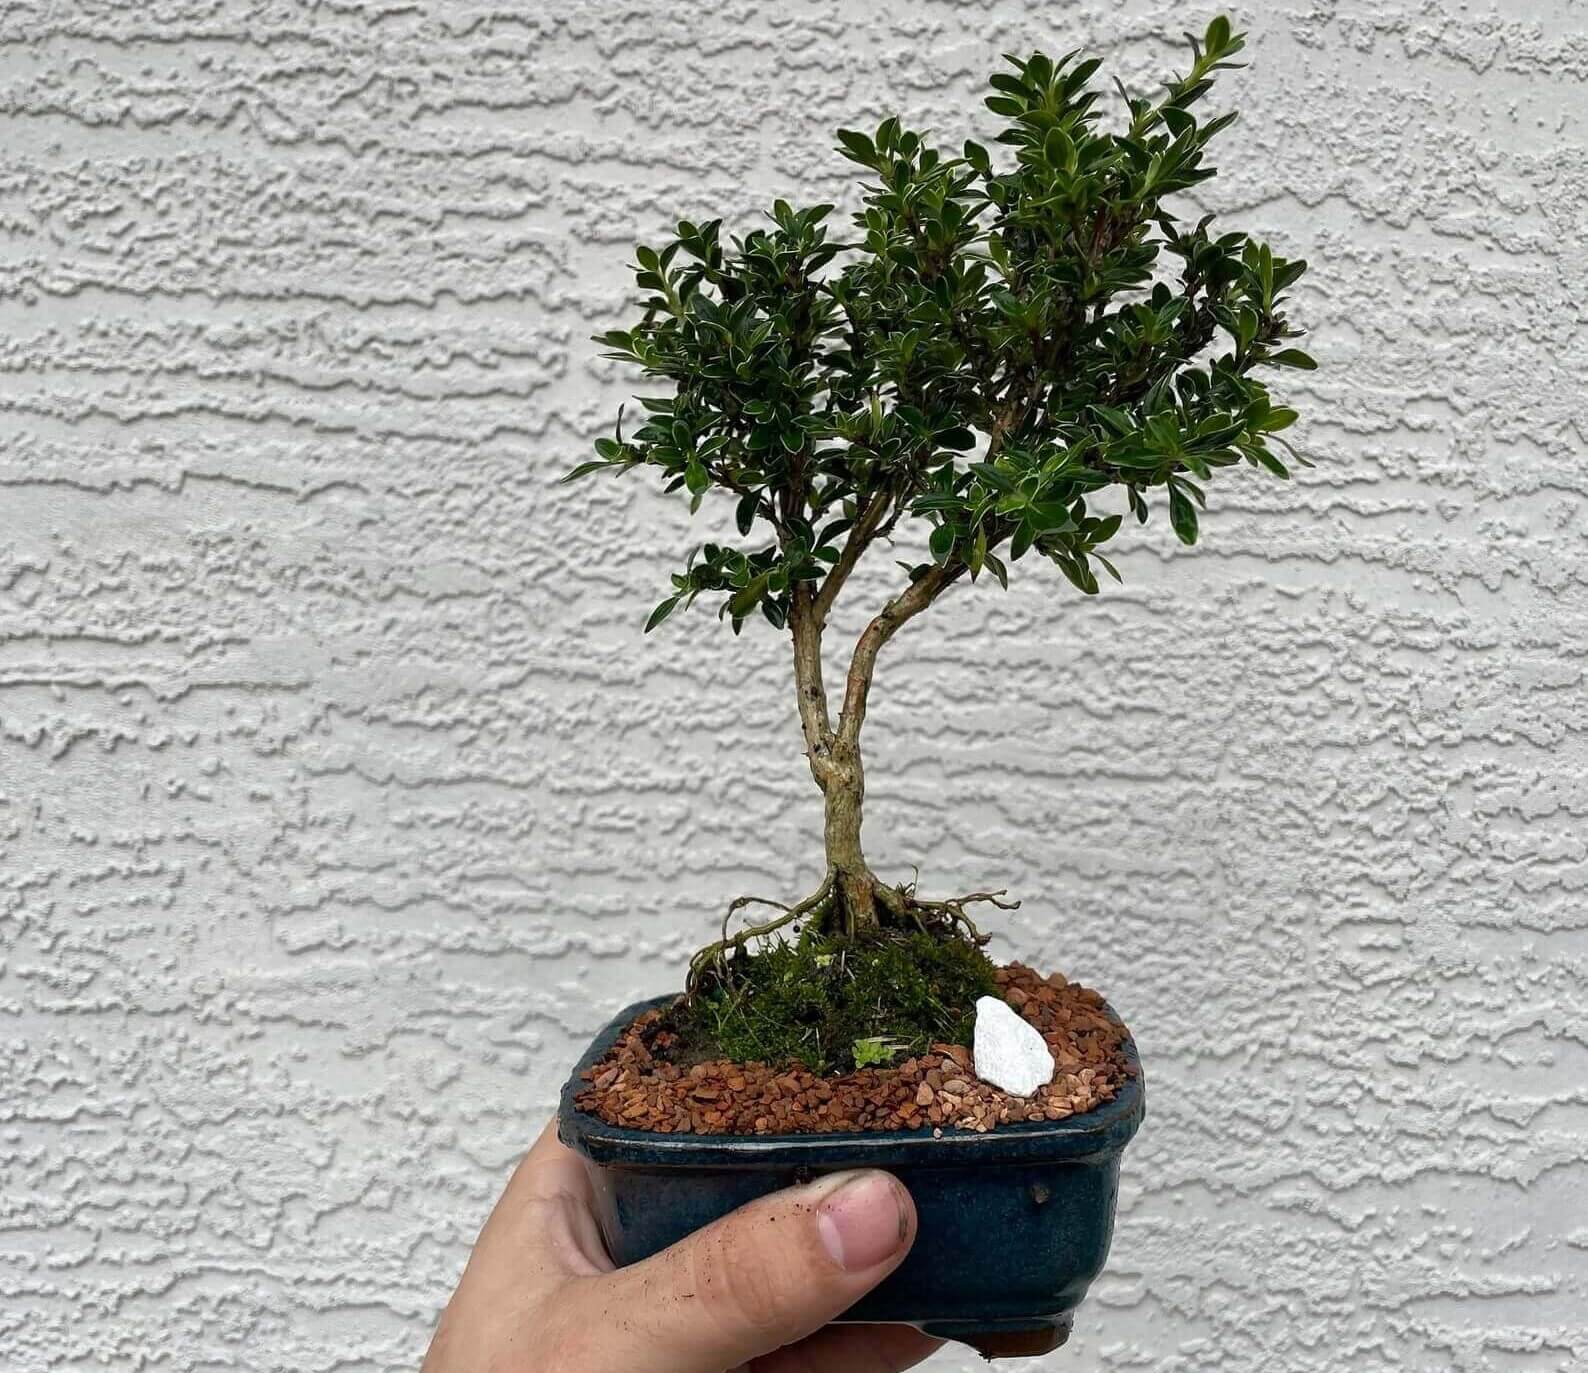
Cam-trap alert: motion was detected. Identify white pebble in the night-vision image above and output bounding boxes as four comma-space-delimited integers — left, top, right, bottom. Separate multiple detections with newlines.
972, 995, 1056, 1097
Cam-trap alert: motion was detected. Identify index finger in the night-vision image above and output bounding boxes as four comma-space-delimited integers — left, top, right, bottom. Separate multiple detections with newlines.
468, 1117, 613, 1286
515, 1115, 598, 1208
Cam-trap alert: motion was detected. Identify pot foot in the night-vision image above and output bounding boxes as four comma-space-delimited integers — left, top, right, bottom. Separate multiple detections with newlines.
917, 1315, 1072, 1360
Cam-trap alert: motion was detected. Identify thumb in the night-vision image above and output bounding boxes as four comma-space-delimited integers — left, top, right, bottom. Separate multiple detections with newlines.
569, 1169, 916, 1371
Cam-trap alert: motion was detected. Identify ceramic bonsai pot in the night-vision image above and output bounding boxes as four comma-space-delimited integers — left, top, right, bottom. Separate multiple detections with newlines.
558, 994, 1145, 1354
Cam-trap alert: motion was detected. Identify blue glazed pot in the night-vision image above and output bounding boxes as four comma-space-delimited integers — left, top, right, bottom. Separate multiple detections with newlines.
558, 994, 1144, 1356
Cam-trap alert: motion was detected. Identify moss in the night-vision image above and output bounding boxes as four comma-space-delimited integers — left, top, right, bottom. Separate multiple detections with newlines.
666, 929, 1000, 1075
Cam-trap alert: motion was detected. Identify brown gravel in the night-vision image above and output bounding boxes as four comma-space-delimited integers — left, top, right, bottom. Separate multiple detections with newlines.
574, 963, 1135, 1136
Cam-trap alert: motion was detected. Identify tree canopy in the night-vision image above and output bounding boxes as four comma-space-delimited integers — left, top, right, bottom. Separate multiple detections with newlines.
566, 16, 1312, 640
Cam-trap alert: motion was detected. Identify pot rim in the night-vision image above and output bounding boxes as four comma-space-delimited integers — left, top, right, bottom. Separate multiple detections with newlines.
559, 993, 1145, 1168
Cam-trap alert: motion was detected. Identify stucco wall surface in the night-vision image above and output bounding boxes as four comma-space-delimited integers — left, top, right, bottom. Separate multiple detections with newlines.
2, 1, 1586, 1369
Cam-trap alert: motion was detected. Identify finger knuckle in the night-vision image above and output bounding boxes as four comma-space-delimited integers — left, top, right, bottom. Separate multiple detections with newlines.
722, 1255, 785, 1332
693, 1231, 787, 1335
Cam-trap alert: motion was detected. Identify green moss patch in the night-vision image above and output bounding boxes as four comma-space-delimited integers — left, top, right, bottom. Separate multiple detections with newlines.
666, 930, 1000, 1075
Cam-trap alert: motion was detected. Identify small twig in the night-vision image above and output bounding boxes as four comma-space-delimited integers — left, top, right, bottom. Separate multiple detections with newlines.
896, 887, 1020, 946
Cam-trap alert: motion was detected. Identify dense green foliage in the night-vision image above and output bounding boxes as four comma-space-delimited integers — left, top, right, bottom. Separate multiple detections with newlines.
568, 16, 1311, 629
667, 930, 1000, 1074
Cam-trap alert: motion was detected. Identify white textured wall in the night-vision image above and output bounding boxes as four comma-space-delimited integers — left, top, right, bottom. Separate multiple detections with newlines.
2, 2, 1585, 1370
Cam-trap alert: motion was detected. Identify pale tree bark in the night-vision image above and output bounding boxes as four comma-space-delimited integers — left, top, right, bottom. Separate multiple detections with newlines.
789, 548, 966, 935
784, 400, 1036, 935
836, 560, 962, 751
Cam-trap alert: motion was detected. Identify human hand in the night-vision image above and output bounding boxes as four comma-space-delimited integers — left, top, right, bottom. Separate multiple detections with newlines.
421, 1118, 941, 1372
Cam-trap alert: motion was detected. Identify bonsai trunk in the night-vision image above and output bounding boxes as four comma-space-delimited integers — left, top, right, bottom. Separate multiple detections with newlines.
788, 565, 968, 940
822, 746, 880, 935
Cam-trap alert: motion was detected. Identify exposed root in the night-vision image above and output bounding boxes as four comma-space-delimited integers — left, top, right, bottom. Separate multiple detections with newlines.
885, 877, 1020, 946
685, 869, 1019, 997
686, 870, 836, 996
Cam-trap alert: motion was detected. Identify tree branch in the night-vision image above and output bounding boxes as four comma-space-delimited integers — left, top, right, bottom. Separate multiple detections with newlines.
826, 393, 1032, 756
811, 483, 894, 625
789, 583, 835, 785
836, 559, 966, 749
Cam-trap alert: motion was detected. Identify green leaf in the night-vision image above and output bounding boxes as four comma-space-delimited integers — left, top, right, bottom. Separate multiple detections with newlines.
727, 571, 772, 617
992, 289, 1027, 320
1106, 448, 1165, 471
836, 128, 877, 165
1267, 348, 1317, 370
1248, 445, 1291, 478
852, 1036, 904, 1069
968, 525, 987, 578
1043, 126, 1075, 170
1028, 500, 1076, 532
1168, 483, 1200, 545
1160, 106, 1195, 139
1090, 405, 1135, 437
1089, 513, 1123, 544
561, 460, 612, 484
644, 597, 679, 633
1055, 554, 1099, 595
735, 492, 759, 535
969, 462, 1017, 494
1067, 56, 1103, 90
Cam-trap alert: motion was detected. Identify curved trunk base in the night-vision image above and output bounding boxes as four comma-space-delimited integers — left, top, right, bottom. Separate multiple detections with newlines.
835, 866, 882, 936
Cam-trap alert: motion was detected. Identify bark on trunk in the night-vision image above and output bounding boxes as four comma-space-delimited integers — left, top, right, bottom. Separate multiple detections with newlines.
822, 744, 879, 934
791, 554, 969, 940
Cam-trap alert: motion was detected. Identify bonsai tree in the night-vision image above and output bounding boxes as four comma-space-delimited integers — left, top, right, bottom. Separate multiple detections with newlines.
567, 18, 1310, 1028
